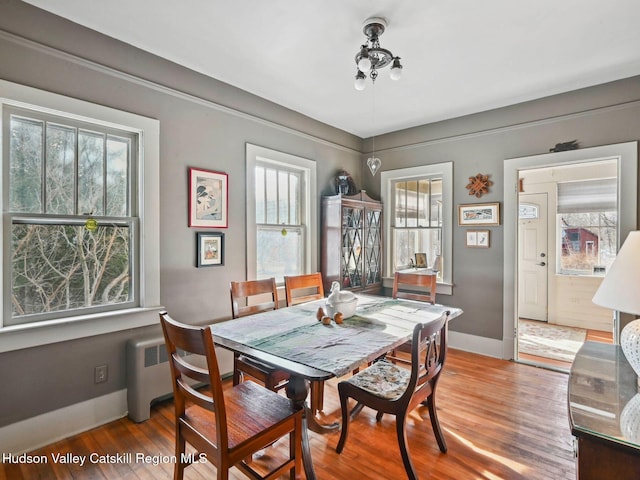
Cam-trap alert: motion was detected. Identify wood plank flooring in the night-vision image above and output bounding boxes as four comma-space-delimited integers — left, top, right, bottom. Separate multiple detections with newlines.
1, 349, 576, 480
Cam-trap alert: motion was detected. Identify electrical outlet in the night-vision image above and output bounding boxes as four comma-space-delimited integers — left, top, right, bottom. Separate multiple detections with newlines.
94, 364, 108, 384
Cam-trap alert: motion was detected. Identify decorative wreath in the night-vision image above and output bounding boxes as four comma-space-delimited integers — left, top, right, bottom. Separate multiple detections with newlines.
466, 173, 493, 198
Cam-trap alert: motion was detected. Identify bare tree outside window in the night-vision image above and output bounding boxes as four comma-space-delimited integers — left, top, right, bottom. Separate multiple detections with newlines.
6, 107, 136, 324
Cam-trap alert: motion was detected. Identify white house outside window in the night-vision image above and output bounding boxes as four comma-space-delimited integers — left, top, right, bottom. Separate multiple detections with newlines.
246, 144, 317, 283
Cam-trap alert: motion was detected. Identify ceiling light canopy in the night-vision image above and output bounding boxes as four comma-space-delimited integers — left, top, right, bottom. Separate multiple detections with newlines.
354, 17, 403, 90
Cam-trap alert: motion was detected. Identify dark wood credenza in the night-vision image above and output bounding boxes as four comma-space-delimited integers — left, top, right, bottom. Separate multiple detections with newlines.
568, 341, 640, 479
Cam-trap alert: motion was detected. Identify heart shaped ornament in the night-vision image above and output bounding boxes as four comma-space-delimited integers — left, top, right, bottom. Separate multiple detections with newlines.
367, 156, 381, 176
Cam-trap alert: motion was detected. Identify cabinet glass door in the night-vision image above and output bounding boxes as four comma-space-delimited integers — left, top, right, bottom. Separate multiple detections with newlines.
365, 210, 382, 286
341, 207, 363, 288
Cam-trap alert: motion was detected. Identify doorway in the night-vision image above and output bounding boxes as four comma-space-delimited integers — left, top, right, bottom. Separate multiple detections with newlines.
503, 142, 638, 364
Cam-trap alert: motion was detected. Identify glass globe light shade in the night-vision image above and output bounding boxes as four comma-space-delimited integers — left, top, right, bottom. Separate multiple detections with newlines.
357, 55, 372, 73
390, 57, 403, 81
354, 71, 367, 91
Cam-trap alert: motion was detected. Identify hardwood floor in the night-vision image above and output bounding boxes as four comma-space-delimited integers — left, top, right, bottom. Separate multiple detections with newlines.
1, 349, 575, 480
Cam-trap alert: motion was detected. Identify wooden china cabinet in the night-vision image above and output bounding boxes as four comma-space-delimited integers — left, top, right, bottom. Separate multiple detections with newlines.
321, 191, 383, 295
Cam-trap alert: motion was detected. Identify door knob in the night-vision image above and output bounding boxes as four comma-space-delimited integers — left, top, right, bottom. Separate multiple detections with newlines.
537, 262, 546, 266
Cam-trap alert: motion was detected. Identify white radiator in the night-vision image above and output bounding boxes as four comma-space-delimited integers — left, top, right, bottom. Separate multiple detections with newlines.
126, 334, 233, 422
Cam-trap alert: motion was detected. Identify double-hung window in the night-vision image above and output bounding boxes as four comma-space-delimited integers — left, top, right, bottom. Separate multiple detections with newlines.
0, 80, 160, 346
381, 162, 453, 289
246, 144, 317, 283
4, 106, 137, 325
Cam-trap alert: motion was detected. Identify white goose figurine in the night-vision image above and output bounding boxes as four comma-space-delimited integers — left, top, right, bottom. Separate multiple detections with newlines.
327, 281, 356, 306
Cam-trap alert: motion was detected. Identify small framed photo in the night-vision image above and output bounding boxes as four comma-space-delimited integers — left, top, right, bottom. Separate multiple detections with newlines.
458, 202, 500, 226
189, 167, 228, 228
465, 230, 490, 248
414, 253, 427, 268
196, 232, 224, 267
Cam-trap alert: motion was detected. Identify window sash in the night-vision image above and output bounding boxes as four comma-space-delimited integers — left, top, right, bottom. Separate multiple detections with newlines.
3, 106, 139, 325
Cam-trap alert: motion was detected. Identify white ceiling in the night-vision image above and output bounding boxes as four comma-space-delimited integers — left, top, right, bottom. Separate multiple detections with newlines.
23, 0, 640, 138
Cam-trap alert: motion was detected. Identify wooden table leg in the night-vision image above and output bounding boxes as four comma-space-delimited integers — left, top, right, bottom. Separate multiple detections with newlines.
286, 375, 316, 480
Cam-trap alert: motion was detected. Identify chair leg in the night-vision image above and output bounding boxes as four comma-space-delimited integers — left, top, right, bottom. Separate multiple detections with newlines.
335, 389, 351, 453
426, 394, 448, 453
232, 354, 241, 386
396, 413, 418, 480
174, 433, 186, 480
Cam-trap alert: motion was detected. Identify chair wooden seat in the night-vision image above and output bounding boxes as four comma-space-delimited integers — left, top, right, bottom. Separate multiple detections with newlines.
160, 311, 302, 480
184, 381, 298, 451
230, 278, 289, 392
336, 316, 449, 480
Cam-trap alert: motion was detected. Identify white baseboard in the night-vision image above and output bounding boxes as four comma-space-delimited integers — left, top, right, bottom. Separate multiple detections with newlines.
0, 389, 127, 454
449, 330, 504, 359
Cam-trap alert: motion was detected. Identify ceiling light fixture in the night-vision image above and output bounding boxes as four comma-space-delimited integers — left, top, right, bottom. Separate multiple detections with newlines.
354, 17, 403, 90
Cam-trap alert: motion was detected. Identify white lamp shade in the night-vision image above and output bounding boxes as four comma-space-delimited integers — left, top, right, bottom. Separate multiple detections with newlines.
592, 231, 640, 315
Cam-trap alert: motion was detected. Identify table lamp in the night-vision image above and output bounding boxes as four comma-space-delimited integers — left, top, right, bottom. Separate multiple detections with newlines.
592, 231, 640, 378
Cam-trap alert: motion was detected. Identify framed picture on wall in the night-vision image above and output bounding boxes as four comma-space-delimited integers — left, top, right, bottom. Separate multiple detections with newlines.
196, 232, 225, 267
189, 167, 228, 228
465, 230, 490, 248
458, 202, 500, 226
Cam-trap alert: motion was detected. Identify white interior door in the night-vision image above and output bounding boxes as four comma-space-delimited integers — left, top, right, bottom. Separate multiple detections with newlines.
518, 193, 548, 321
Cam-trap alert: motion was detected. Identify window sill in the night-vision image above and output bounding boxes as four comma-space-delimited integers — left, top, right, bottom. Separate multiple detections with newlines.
0, 306, 164, 353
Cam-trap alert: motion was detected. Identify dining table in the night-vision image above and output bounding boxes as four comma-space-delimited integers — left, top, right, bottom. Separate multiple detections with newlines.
210, 293, 463, 480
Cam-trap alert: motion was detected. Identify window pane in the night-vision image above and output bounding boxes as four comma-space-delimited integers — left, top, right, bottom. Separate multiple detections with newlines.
265, 168, 277, 224
10, 117, 43, 213
431, 179, 442, 227
46, 123, 76, 215
417, 179, 430, 227
255, 166, 265, 223
394, 181, 406, 227
78, 130, 105, 215
106, 136, 129, 216
393, 228, 442, 274
278, 170, 289, 223
256, 227, 302, 281
290, 173, 300, 225
559, 212, 617, 274
11, 223, 131, 317
406, 180, 418, 227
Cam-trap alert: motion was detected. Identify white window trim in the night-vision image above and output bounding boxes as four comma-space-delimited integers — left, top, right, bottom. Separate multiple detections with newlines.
0, 80, 161, 353
245, 143, 317, 281
381, 162, 453, 295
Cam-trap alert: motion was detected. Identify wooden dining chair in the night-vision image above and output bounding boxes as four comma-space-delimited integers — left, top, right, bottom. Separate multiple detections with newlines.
230, 278, 289, 392
283, 272, 325, 414
392, 271, 437, 304
388, 271, 438, 361
335, 315, 449, 480
159, 311, 302, 480
283, 272, 325, 306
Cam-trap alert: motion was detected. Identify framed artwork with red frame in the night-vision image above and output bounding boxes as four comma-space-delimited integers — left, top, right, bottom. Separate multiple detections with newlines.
189, 167, 228, 228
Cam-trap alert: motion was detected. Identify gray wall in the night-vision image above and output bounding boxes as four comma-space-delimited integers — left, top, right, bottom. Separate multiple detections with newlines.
1, 0, 640, 429
0, 1, 362, 427
362, 78, 640, 340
